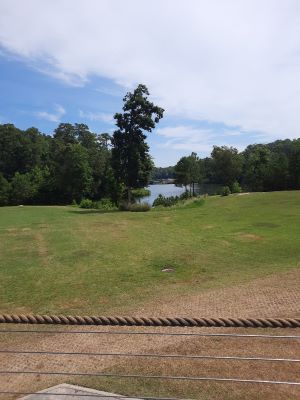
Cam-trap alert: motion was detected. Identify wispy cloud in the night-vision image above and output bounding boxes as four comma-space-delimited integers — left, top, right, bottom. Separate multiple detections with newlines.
35, 104, 66, 122
95, 85, 124, 97
157, 125, 245, 154
79, 110, 114, 124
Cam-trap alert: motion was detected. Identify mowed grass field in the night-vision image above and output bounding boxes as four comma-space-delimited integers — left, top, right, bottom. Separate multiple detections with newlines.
0, 191, 300, 400
0, 191, 300, 315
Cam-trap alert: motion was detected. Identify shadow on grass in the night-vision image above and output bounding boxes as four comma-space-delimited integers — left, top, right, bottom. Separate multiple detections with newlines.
67, 208, 122, 215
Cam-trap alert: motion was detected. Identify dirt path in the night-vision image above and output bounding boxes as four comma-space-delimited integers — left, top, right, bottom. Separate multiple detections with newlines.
0, 269, 299, 399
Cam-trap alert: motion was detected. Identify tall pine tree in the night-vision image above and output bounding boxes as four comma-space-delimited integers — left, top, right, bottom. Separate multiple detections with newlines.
111, 84, 164, 203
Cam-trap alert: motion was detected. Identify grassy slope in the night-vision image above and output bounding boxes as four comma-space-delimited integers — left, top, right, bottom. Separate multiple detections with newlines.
0, 191, 299, 314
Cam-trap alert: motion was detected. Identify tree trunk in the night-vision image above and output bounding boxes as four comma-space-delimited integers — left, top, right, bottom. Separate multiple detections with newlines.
127, 187, 131, 204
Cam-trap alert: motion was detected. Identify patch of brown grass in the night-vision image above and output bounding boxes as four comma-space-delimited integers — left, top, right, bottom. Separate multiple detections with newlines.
235, 233, 263, 241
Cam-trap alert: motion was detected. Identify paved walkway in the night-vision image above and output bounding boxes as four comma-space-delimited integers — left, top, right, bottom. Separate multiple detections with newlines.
20, 384, 130, 400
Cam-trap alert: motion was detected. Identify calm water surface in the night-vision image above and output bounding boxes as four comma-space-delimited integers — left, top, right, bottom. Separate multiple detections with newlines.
142, 184, 186, 205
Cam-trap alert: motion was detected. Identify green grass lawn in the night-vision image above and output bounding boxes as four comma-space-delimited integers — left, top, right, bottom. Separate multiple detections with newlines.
0, 191, 299, 315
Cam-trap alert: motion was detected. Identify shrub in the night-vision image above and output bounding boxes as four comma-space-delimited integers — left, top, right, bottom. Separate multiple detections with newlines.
79, 198, 93, 208
153, 190, 199, 208
79, 198, 116, 210
152, 194, 164, 207
93, 198, 115, 210
220, 186, 231, 196
231, 181, 242, 193
179, 190, 191, 200
153, 191, 194, 207
153, 194, 179, 207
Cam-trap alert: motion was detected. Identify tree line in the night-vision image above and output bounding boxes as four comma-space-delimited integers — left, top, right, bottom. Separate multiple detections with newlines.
0, 122, 116, 205
150, 166, 175, 181
174, 140, 300, 194
1, 82, 300, 206
0, 84, 163, 207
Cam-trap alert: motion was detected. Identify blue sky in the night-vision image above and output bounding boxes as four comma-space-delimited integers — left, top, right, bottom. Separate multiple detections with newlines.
1, 0, 300, 166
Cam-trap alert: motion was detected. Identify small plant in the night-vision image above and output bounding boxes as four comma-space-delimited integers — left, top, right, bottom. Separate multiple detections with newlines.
93, 198, 115, 210
179, 190, 191, 200
231, 181, 242, 193
79, 198, 116, 210
79, 198, 93, 208
71, 199, 78, 207
220, 186, 231, 196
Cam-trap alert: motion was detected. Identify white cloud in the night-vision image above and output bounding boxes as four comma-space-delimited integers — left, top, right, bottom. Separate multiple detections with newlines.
157, 125, 245, 154
157, 126, 212, 140
1, 0, 300, 141
79, 110, 114, 124
35, 104, 66, 122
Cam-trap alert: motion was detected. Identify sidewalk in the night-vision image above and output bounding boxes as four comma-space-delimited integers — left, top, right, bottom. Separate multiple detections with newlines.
20, 384, 133, 400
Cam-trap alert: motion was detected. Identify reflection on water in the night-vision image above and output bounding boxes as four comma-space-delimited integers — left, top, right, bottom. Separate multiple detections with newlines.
142, 184, 186, 205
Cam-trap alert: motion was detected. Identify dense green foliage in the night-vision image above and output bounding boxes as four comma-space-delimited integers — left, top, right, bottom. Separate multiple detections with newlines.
220, 186, 231, 196
211, 145, 243, 186
150, 166, 175, 181
153, 190, 191, 207
153, 194, 181, 207
174, 152, 203, 195
111, 84, 164, 202
174, 140, 300, 193
231, 181, 242, 193
0, 123, 114, 205
79, 198, 116, 210
0, 84, 165, 206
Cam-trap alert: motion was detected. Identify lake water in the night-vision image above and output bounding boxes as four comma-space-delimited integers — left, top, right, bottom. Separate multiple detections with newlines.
142, 184, 186, 205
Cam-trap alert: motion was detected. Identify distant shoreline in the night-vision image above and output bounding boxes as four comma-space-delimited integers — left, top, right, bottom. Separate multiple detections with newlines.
149, 180, 175, 185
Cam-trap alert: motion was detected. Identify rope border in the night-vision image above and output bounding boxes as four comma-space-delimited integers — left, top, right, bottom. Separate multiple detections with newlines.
0, 315, 299, 328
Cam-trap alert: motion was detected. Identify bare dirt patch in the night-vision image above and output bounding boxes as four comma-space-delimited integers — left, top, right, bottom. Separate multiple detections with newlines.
252, 222, 280, 228
0, 269, 299, 399
35, 232, 50, 267
6, 228, 19, 233
235, 233, 263, 241
202, 224, 217, 230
